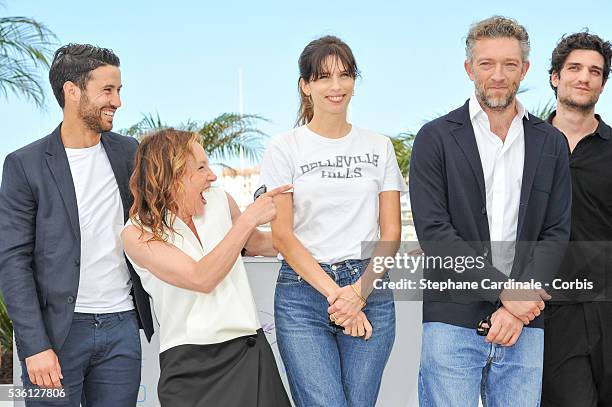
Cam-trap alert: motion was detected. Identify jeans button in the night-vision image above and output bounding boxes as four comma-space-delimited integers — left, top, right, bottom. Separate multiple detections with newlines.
67, 296, 75, 304
73, 259, 80, 267
331, 265, 337, 271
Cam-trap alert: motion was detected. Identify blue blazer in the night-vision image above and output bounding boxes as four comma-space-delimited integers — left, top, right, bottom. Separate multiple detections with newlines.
0, 125, 154, 360
409, 101, 571, 329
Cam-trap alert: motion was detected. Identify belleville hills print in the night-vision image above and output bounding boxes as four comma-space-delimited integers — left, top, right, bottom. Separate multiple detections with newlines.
300, 153, 380, 178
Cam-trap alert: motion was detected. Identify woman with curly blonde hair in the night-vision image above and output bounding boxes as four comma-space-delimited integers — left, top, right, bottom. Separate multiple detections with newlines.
121, 129, 291, 406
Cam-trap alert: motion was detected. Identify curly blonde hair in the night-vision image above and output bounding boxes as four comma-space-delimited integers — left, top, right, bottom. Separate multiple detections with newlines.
129, 129, 200, 242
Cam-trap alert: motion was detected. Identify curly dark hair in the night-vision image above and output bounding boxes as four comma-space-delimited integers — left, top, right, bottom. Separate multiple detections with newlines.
549, 32, 612, 96
49, 44, 120, 108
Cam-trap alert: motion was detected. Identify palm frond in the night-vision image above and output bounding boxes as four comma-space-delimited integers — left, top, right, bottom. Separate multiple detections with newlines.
0, 16, 58, 107
191, 113, 268, 163
530, 99, 556, 121
0, 294, 13, 353
391, 131, 416, 178
0, 17, 57, 65
121, 112, 167, 138
122, 112, 269, 165
0, 54, 45, 106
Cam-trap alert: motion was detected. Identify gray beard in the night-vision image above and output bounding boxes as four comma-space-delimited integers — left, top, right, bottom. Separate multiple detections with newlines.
476, 87, 515, 111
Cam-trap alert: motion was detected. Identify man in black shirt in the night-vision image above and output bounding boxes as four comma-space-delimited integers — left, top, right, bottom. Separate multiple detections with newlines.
542, 32, 612, 407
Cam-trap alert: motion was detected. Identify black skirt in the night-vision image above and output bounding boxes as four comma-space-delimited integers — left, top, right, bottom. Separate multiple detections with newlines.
158, 329, 292, 407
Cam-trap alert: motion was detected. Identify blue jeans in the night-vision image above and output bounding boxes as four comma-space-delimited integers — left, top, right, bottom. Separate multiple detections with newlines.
419, 322, 544, 407
275, 259, 395, 407
21, 310, 142, 407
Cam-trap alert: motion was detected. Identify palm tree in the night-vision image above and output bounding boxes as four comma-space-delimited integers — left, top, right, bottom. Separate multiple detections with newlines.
530, 99, 556, 121
0, 293, 12, 383
391, 132, 415, 179
0, 8, 58, 107
122, 112, 268, 167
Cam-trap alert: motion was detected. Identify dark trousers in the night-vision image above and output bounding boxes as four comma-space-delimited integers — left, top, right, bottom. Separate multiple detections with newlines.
21, 310, 142, 407
542, 302, 612, 407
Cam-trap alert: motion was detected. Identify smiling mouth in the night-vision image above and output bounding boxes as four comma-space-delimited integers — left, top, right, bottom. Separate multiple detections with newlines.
102, 109, 115, 118
327, 95, 345, 103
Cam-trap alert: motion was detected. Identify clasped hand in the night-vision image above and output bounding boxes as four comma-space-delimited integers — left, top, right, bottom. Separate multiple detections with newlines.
326, 284, 372, 340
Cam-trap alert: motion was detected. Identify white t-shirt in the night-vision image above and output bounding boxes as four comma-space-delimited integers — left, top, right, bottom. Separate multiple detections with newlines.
260, 125, 408, 264
125, 187, 260, 352
65, 143, 134, 313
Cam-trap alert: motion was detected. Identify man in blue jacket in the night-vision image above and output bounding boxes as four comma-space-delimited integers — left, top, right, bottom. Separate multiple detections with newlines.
410, 16, 571, 407
0, 44, 153, 406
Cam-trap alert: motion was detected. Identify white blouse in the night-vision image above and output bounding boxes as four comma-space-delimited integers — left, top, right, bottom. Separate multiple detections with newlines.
125, 187, 260, 353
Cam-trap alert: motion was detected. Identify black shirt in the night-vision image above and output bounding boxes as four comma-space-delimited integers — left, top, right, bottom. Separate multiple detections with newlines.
548, 112, 612, 302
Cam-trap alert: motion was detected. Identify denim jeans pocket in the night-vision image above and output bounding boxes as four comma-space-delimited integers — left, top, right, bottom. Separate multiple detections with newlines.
276, 263, 303, 286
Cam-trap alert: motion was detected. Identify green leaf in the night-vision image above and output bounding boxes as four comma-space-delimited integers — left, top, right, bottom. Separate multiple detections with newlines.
391, 131, 415, 178
120, 112, 269, 165
0, 15, 58, 107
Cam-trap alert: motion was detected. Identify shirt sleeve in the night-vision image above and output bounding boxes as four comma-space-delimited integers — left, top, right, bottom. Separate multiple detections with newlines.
259, 137, 295, 192
381, 137, 408, 194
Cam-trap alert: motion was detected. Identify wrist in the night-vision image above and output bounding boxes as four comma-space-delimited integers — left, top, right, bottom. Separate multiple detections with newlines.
237, 214, 257, 230
323, 282, 340, 298
350, 283, 367, 308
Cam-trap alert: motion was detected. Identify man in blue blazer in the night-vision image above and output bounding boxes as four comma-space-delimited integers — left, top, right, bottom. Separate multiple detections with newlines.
409, 17, 571, 406
0, 44, 153, 406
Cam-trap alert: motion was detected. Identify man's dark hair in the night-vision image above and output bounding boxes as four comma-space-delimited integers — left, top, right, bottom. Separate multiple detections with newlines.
549, 32, 612, 96
49, 44, 120, 108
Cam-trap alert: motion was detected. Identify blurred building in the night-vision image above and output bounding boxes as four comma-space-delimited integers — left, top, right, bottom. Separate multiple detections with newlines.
214, 165, 262, 211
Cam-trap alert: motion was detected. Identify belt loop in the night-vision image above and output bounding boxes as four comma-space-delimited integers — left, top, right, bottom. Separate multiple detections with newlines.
118, 312, 125, 321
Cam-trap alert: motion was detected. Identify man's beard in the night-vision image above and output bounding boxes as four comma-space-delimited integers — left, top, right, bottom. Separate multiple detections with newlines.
78, 94, 112, 133
558, 92, 599, 113
475, 80, 519, 111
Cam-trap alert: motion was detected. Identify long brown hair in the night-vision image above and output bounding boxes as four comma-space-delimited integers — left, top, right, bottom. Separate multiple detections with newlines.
296, 35, 359, 126
129, 129, 200, 242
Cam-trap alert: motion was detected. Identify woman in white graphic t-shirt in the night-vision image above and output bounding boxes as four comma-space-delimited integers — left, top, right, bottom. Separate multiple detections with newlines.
260, 35, 408, 407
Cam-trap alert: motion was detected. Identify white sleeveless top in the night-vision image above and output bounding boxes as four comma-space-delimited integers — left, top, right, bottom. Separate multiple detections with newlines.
125, 187, 260, 353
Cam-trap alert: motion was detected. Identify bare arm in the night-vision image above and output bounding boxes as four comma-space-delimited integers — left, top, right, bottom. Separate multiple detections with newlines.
327, 191, 401, 321
226, 192, 277, 257
271, 191, 373, 339
355, 190, 402, 298
270, 193, 339, 297
122, 218, 254, 293
122, 184, 292, 293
